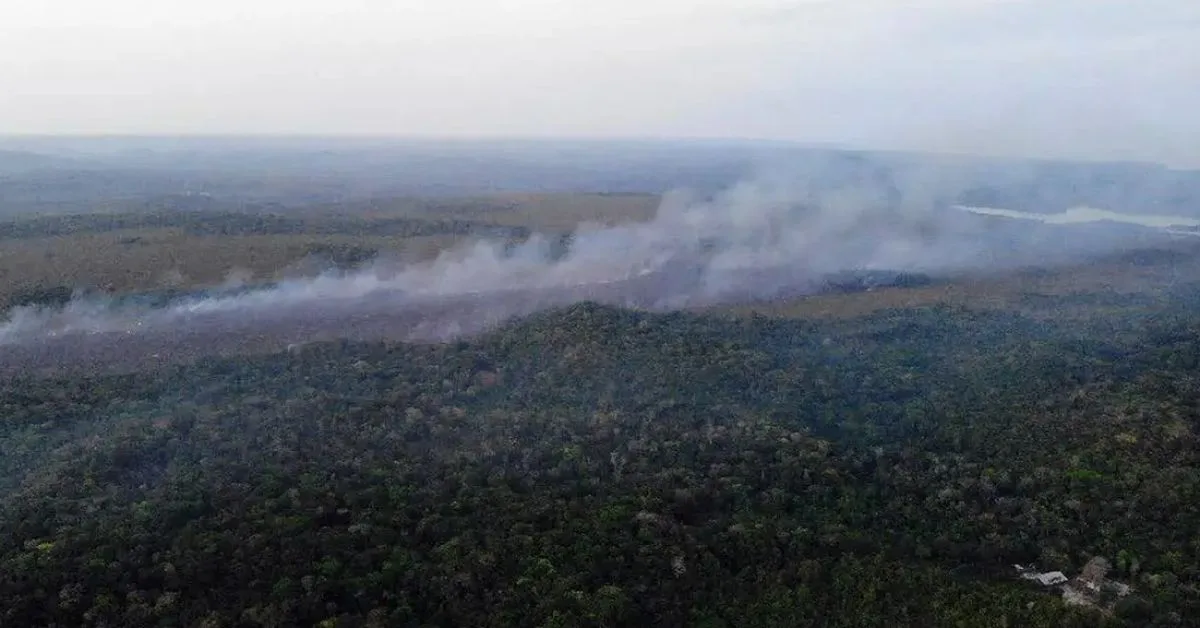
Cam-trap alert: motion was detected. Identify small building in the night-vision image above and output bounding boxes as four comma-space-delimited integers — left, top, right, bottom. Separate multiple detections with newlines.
1022, 571, 1069, 587
1061, 556, 1134, 612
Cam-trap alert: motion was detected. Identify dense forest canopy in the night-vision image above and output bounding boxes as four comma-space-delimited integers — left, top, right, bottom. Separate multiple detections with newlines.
2, 288, 1198, 626
3, 142, 1200, 626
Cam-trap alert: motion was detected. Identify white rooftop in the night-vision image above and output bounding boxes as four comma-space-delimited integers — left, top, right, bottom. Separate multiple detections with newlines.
1021, 571, 1068, 586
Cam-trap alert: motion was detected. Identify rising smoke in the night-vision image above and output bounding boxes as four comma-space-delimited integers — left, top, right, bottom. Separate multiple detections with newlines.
0, 156, 1179, 360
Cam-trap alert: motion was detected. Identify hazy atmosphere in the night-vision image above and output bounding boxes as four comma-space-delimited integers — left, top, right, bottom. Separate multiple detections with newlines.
6, 2, 1200, 626
3, 0, 1198, 165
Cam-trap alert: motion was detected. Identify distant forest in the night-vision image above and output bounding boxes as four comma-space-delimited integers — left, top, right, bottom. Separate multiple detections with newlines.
2, 140, 1199, 216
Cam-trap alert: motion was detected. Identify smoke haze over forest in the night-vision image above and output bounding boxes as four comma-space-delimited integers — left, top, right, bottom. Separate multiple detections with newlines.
1, 151, 1190, 350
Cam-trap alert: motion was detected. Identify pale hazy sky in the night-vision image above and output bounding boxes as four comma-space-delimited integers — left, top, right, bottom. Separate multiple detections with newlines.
1, 0, 1197, 165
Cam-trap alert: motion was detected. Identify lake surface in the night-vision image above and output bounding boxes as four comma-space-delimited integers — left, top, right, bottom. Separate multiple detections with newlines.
954, 205, 1200, 230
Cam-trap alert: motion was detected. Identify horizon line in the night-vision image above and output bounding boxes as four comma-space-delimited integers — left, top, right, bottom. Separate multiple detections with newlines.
0, 133, 1182, 170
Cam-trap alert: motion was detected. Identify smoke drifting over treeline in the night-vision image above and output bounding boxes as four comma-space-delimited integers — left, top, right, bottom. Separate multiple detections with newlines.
0, 157, 1186, 359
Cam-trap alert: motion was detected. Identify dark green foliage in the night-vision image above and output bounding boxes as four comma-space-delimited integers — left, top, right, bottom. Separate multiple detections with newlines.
4, 284, 74, 310
818, 270, 934, 293
1, 294, 1199, 626
0, 209, 530, 240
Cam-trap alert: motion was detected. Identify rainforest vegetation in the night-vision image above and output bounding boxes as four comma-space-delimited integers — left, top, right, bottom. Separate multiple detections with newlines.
4, 143, 1200, 626
2, 286, 1199, 627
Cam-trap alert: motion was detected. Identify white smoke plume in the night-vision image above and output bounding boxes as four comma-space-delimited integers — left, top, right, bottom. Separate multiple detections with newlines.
0, 159, 1180, 363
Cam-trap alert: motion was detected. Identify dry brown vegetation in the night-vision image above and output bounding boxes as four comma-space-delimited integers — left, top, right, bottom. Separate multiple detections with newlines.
451, 192, 660, 230
0, 193, 662, 303
3, 190, 1196, 323
713, 247, 1200, 321
298, 192, 661, 229
0, 230, 468, 298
